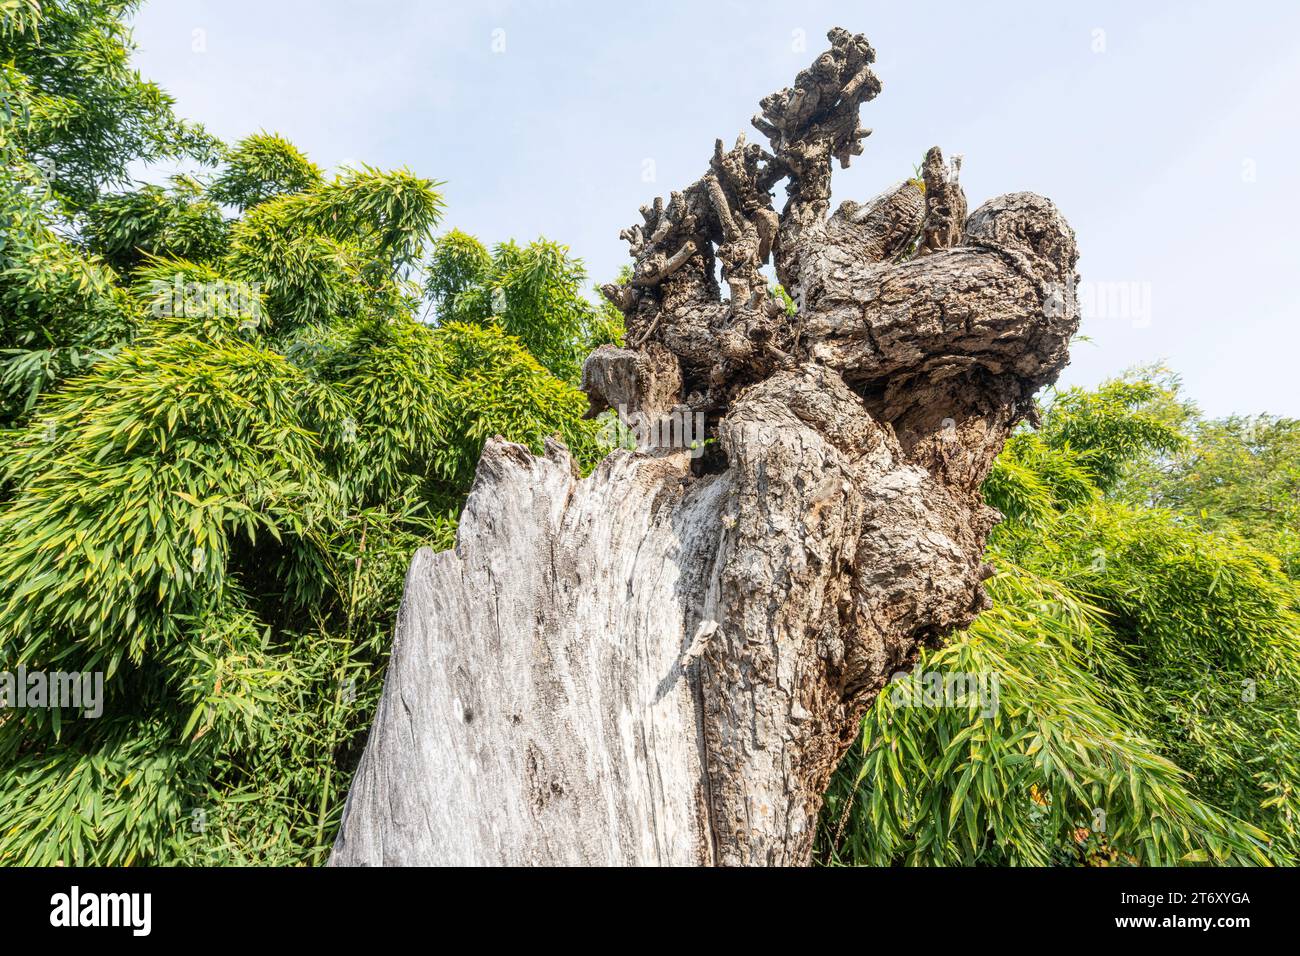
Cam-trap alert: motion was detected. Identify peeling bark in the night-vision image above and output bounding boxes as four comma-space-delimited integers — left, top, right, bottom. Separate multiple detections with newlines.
331, 28, 1079, 867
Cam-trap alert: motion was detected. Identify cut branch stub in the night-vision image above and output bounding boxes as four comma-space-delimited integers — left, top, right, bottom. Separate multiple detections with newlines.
332, 28, 1079, 867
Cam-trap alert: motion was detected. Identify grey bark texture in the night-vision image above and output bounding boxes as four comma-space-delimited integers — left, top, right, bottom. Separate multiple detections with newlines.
330, 28, 1079, 866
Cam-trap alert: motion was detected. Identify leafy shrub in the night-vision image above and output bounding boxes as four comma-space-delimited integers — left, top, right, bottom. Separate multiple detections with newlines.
824, 375, 1300, 866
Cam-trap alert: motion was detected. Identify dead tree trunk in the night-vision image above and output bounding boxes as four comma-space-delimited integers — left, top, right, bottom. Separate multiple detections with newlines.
330, 28, 1079, 866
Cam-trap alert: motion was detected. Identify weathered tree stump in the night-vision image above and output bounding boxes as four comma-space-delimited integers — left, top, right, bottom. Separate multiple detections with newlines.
331, 28, 1078, 866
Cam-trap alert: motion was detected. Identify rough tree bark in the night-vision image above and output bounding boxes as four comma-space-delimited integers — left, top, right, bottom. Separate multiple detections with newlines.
330, 28, 1079, 866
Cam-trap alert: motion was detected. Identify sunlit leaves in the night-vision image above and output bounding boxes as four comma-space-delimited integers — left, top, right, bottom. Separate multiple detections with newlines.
426, 232, 623, 383
208, 133, 323, 211
1040, 378, 1188, 491
0, 330, 337, 664
0, 0, 220, 210
822, 566, 1273, 866
223, 167, 444, 331
0, 1, 476, 868
0, 153, 138, 424
425, 228, 491, 316
83, 176, 228, 273
825, 372, 1300, 867
1143, 414, 1300, 579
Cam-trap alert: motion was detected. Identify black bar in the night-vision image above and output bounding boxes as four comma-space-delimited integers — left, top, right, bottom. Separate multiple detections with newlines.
0, 866, 1286, 941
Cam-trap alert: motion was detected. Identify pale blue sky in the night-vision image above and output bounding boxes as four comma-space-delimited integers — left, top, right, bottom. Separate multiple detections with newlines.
128, 1, 1300, 417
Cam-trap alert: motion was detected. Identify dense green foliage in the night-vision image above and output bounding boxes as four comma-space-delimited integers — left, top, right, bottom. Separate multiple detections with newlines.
821, 377, 1300, 866
425, 229, 624, 383
3, 0, 1296, 868
0, 0, 218, 210
0, 1, 616, 864
1131, 399, 1300, 579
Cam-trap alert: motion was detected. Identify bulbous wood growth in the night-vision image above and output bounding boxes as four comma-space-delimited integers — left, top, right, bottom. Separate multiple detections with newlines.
331, 28, 1079, 866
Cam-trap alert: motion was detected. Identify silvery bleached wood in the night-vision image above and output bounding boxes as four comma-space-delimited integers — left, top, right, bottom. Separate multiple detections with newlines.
331, 28, 1079, 866
332, 440, 723, 865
